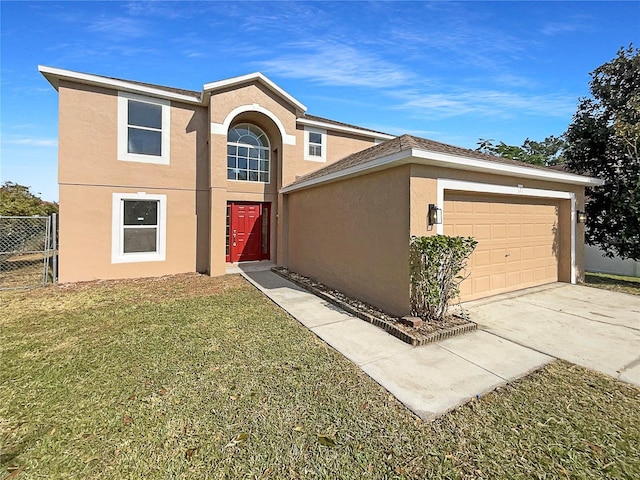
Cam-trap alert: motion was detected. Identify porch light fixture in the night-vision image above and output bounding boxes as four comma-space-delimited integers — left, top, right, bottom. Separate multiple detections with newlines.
428, 204, 443, 225
576, 210, 587, 224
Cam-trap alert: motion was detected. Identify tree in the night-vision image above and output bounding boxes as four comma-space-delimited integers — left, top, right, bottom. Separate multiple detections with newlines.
0, 182, 58, 216
564, 45, 640, 261
476, 135, 566, 166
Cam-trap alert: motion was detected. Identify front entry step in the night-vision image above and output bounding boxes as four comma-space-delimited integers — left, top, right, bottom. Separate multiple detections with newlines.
225, 261, 275, 275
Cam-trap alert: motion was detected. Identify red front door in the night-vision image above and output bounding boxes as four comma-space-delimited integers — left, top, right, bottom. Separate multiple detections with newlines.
227, 202, 270, 262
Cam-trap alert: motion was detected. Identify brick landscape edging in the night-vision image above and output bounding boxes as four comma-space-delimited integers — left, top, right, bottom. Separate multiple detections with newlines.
271, 267, 477, 346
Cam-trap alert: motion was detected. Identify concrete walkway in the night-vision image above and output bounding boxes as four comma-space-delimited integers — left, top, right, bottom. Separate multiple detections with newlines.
242, 269, 552, 420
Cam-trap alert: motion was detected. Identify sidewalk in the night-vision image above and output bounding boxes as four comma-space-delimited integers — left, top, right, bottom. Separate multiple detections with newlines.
242, 269, 552, 420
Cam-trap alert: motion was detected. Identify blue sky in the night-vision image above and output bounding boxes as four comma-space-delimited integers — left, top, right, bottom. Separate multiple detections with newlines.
1, 1, 638, 201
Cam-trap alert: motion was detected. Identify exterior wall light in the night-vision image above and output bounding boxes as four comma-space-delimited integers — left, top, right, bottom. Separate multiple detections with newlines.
576, 210, 587, 224
428, 204, 443, 225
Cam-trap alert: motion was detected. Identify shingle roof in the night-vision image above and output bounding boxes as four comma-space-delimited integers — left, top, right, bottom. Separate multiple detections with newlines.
284, 134, 562, 189
102, 74, 201, 99
301, 113, 393, 137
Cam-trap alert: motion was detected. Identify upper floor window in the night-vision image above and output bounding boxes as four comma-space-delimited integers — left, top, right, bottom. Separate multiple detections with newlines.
227, 124, 270, 183
304, 127, 326, 162
118, 92, 171, 165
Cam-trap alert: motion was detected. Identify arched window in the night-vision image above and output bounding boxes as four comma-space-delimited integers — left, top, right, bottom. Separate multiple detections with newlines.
227, 124, 270, 183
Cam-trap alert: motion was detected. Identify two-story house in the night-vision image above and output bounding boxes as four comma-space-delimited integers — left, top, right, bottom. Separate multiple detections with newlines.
39, 66, 603, 315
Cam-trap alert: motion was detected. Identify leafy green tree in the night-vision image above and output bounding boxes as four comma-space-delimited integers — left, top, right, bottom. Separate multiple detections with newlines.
0, 182, 58, 216
476, 135, 566, 166
564, 45, 639, 261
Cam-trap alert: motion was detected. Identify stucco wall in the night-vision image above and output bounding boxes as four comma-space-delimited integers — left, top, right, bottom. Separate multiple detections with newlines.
207, 82, 295, 275
289, 127, 377, 186
286, 165, 411, 316
58, 185, 199, 283
58, 81, 208, 191
57, 82, 208, 282
206, 81, 382, 274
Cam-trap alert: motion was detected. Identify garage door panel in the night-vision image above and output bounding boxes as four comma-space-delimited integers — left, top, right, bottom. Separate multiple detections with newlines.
491, 273, 506, 290
507, 224, 521, 238
534, 266, 549, 281
456, 202, 473, 214
520, 245, 535, 260
507, 247, 521, 262
474, 250, 492, 266
491, 224, 507, 240
522, 224, 536, 237
536, 224, 553, 236
472, 276, 490, 294
507, 203, 522, 214
535, 245, 551, 259
506, 271, 522, 287
491, 248, 508, 264
457, 224, 474, 237
444, 193, 560, 301
474, 224, 491, 238
521, 269, 534, 284
491, 202, 506, 214
474, 202, 491, 214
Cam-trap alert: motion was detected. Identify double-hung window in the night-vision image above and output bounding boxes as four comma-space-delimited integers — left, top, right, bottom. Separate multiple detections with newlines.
304, 127, 326, 162
118, 92, 170, 164
112, 193, 166, 263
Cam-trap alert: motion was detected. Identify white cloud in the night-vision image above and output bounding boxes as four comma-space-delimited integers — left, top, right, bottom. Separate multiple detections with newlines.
87, 16, 149, 38
3, 138, 57, 147
541, 18, 591, 36
394, 89, 575, 119
259, 42, 414, 88
368, 125, 443, 137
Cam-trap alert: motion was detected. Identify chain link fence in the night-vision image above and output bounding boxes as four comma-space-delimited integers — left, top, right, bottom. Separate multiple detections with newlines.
0, 215, 58, 289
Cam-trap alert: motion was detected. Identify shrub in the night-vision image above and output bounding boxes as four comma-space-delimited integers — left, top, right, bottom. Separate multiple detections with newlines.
409, 235, 477, 322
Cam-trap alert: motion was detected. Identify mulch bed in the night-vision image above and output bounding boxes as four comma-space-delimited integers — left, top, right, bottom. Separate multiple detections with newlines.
272, 267, 476, 346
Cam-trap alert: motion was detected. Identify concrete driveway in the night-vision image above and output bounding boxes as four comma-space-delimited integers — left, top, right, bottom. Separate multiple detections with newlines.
463, 283, 640, 385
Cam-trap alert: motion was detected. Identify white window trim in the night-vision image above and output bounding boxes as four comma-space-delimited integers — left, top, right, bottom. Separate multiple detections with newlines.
117, 92, 171, 165
211, 104, 297, 145
304, 126, 327, 162
436, 179, 577, 284
111, 192, 167, 264
227, 124, 272, 184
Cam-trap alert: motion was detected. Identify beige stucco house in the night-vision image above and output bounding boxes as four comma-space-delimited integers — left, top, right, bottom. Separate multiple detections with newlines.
40, 66, 603, 316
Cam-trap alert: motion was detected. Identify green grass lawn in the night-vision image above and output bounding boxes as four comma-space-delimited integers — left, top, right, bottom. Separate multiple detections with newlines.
583, 271, 640, 296
1, 274, 639, 479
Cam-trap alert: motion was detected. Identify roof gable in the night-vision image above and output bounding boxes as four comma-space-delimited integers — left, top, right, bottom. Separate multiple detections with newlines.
281, 134, 604, 192
203, 72, 306, 114
38, 67, 306, 113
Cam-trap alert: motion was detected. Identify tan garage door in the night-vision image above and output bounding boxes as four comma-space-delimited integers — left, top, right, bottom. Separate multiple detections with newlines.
444, 192, 560, 301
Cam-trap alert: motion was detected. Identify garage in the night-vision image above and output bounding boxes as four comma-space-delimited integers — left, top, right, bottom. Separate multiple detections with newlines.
444, 192, 561, 301
283, 135, 601, 315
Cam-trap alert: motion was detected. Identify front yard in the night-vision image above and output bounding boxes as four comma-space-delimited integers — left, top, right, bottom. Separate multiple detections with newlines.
1, 274, 639, 479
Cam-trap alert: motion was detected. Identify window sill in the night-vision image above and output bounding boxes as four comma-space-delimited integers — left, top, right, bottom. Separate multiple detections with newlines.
303, 156, 326, 163
111, 252, 166, 264
117, 153, 170, 165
